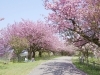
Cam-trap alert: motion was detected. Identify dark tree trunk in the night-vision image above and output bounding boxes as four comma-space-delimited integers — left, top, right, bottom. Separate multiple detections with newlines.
39, 51, 42, 57
48, 51, 50, 56
86, 49, 89, 63
17, 54, 21, 62
28, 51, 32, 60
32, 51, 35, 58
28, 46, 32, 60
53, 51, 55, 55
61, 51, 64, 56
69, 18, 100, 47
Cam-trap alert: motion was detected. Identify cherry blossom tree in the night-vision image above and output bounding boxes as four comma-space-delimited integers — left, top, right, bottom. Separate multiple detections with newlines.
0, 29, 10, 57
0, 18, 77, 60
9, 36, 29, 61
0, 18, 5, 56
44, 0, 100, 47
0, 20, 65, 59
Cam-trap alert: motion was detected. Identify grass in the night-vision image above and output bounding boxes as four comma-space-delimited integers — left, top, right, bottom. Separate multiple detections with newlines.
0, 55, 60, 75
72, 57, 100, 75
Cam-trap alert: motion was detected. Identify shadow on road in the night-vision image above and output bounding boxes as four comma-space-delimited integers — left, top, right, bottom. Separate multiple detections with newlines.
40, 62, 86, 75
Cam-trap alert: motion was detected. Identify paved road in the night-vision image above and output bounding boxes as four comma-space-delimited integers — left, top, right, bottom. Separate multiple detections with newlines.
28, 56, 87, 75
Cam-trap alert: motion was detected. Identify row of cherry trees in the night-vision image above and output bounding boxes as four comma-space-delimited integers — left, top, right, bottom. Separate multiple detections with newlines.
44, 0, 100, 47
0, 19, 76, 61
1, 0, 100, 61
44, 0, 100, 61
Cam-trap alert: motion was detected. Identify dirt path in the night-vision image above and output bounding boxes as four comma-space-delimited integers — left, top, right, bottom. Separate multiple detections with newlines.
28, 56, 87, 75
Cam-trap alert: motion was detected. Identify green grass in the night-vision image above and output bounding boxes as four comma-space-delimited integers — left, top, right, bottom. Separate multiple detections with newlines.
72, 57, 100, 75
0, 55, 59, 75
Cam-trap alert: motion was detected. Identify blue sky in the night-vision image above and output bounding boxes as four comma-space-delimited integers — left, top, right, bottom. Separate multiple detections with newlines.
0, 0, 50, 29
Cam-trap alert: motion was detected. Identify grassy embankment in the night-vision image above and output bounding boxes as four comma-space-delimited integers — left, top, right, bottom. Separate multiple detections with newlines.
72, 57, 100, 75
0, 54, 60, 75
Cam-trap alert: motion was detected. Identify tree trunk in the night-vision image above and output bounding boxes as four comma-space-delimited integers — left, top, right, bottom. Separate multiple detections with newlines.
28, 51, 32, 60
61, 51, 64, 56
17, 54, 20, 62
32, 51, 35, 58
53, 51, 55, 55
28, 46, 32, 60
48, 51, 50, 56
86, 49, 89, 64
39, 51, 42, 57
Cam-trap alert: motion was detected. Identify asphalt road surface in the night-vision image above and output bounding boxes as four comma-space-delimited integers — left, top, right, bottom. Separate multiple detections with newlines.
28, 56, 87, 75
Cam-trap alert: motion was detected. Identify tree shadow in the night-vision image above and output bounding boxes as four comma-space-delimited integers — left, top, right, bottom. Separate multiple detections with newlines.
39, 62, 86, 75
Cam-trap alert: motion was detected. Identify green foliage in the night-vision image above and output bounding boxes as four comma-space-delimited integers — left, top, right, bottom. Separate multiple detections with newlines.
9, 36, 29, 61
0, 55, 60, 75
72, 57, 100, 75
